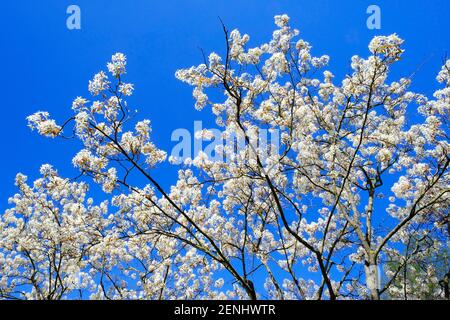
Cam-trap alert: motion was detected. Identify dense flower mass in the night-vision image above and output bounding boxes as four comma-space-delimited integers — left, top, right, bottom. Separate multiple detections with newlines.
2, 15, 449, 300
0, 165, 111, 299
26, 112, 61, 138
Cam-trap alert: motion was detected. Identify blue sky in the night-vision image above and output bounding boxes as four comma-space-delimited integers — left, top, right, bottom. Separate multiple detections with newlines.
1, 0, 449, 210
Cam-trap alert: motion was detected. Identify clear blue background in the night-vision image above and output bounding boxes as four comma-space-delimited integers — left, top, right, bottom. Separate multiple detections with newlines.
1, 0, 449, 209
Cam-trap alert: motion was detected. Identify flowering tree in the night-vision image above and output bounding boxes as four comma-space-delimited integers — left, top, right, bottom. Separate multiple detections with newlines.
1, 15, 448, 300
